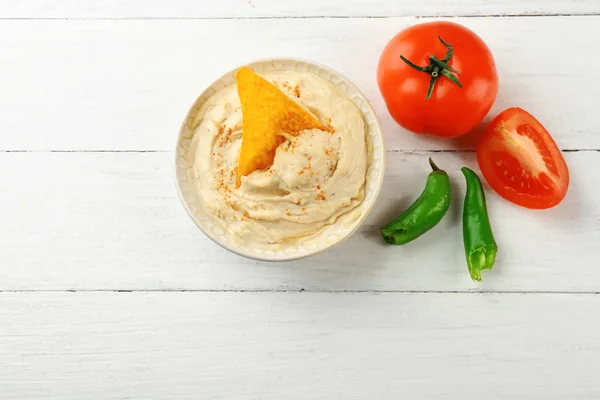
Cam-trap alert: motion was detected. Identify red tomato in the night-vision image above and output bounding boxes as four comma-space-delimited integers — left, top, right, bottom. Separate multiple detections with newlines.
377, 21, 498, 138
477, 108, 569, 209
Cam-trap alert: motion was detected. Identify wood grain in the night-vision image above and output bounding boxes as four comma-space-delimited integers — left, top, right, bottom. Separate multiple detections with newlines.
0, 16, 597, 151
1, 151, 596, 292
1, 0, 598, 18
1, 291, 599, 399
1, 1, 599, 397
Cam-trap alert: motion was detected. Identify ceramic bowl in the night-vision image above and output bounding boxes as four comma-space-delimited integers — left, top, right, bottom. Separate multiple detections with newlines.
175, 58, 385, 261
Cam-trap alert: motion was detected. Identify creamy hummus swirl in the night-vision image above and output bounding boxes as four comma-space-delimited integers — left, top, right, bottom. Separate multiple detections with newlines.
187, 71, 367, 249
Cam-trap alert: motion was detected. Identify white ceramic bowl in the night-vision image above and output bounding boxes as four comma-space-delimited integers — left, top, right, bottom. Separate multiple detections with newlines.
175, 58, 385, 261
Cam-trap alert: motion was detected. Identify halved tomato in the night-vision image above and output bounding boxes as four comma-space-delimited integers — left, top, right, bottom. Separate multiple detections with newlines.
477, 108, 569, 209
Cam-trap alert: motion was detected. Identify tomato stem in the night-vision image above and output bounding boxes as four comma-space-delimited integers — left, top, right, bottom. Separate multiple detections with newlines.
400, 36, 463, 100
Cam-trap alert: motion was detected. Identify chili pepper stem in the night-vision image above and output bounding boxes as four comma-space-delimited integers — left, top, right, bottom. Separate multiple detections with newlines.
428, 157, 440, 171
468, 245, 498, 282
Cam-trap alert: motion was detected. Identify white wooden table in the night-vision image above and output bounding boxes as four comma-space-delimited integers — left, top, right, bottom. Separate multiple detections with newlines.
1, 1, 600, 398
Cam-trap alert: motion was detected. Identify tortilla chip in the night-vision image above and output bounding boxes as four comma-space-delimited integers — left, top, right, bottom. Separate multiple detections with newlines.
235, 66, 326, 187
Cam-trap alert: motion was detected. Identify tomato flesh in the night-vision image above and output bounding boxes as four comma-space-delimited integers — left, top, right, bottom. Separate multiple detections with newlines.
477, 108, 569, 209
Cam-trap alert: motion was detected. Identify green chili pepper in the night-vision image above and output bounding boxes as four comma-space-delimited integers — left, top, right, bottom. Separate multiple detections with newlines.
461, 167, 498, 282
381, 158, 451, 245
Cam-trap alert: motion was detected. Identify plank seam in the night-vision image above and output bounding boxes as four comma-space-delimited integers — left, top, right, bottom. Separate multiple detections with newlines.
0, 289, 599, 295
0, 14, 598, 20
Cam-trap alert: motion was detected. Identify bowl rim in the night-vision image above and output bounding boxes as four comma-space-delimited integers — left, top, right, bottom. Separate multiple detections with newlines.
174, 57, 386, 261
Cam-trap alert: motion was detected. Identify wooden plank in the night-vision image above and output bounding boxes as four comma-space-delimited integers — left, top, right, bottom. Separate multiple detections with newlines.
0, 17, 597, 151
1, 151, 596, 292
1, 0, 597, 18
1, 291, 599, 398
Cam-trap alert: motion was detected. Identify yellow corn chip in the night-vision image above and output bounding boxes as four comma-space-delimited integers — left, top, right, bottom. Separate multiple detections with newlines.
235, 66, 326, 187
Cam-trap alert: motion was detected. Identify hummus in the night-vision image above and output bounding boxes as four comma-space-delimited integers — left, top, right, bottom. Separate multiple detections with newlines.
187, 70, 368, 250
